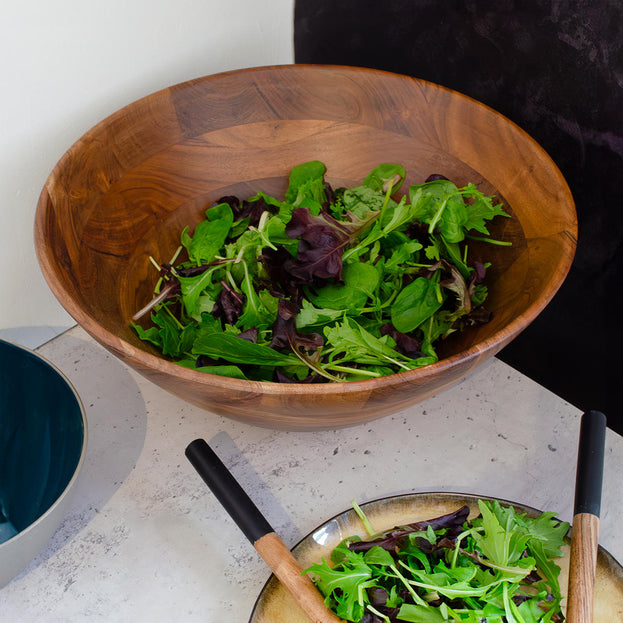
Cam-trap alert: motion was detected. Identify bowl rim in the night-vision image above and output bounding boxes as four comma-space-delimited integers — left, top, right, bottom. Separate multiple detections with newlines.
33, 63, 577, 392
0, 339, 88, 551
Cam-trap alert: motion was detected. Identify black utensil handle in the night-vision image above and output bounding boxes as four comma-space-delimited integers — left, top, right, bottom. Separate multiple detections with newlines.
185, 438, 273, 544
573, 410, 607, 517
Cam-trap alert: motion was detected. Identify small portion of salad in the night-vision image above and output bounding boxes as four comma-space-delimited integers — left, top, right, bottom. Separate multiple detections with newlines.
132, 161, 510, 383
304, 500, 569, 623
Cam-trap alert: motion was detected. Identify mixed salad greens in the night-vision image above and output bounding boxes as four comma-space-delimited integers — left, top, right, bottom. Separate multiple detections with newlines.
304, 500, 569, 623
132, 161, 510, 382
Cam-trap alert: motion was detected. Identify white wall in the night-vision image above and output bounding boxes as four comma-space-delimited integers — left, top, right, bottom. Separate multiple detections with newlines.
0, 0, 294, 348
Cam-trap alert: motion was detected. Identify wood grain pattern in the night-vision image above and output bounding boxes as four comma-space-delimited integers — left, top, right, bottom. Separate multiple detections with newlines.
254, 532, 344, 623
34, 65, 577, 430
567, 513, 600, 623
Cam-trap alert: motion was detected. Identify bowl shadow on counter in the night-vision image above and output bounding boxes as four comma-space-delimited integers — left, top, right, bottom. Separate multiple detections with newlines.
8, 333, 148, 582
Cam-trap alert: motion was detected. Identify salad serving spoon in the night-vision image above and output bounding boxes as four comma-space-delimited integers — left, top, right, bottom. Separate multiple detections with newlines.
185, 438, 344, 623
566, 410, 607, 623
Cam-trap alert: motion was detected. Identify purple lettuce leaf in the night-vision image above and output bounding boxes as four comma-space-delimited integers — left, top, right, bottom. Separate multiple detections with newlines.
347, 505, 470, 554
269, 298, 323, 352
212, 281, 245, 326
283, 207, 361, 283
380, 323, 424, 358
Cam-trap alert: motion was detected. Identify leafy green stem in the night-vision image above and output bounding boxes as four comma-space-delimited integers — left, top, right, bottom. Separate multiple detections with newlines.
366, 605, 390, 623
341, 180, 397, 262
427, 195, 451, 235
323, 364, 382, 378
466, 234, 513, 246
288, 343, 343, 382
162, 304, 186, 331
351, 500, 375, 537
389, 564, 428, 606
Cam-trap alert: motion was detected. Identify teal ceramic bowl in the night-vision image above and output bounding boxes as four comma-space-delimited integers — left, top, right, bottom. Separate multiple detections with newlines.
0, 339, 87, 587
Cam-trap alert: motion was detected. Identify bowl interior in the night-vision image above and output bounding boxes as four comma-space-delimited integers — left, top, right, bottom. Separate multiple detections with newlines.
0, 340, 86, 542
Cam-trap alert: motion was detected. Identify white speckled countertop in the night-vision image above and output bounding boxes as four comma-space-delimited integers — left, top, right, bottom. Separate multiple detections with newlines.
1, 326, 622, 622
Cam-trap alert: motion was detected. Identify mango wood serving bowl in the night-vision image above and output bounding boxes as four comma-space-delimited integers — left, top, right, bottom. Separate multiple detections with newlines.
34, 64, 576, 430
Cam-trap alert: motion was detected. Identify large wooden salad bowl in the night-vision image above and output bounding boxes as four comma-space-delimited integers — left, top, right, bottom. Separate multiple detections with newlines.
34, 65, 577, 430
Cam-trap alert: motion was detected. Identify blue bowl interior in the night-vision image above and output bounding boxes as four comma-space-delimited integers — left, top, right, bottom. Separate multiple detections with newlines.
0, 340, 85, 541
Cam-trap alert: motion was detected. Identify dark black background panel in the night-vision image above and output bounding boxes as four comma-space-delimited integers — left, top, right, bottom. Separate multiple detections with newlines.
294, 0, 623, 434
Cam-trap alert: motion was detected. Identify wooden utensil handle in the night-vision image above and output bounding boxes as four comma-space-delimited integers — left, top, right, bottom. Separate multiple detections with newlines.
255, 532, 343, 623
185, 439, 273, 543
567, 512, 600, 622
566, 411, 606, 623
185, 439, 345, 623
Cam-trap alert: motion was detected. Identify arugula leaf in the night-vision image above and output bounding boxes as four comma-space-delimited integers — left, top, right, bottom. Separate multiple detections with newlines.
461, 183, 510, 234
472, 500, 531, 568
150, 306, 184, 357
305, 553, 373, 622
384, 240, 424, 273
345, 194, 420, 261
524, 511, 569, 559
305, 556, 372, 595
178, 265, 222, 320
324, 318, 417, 371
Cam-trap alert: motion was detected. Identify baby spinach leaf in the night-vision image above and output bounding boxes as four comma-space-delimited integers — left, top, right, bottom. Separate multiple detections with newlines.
176, 360, 248, 380
307, 261, 380, 311
391, 275, 445, 333
150, 306, 184, 357
362, 545, 395, 567
131, 323, 162, 349
191, 332, 298, 367
182, 202, 234, 265
295, 299, 344, 329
